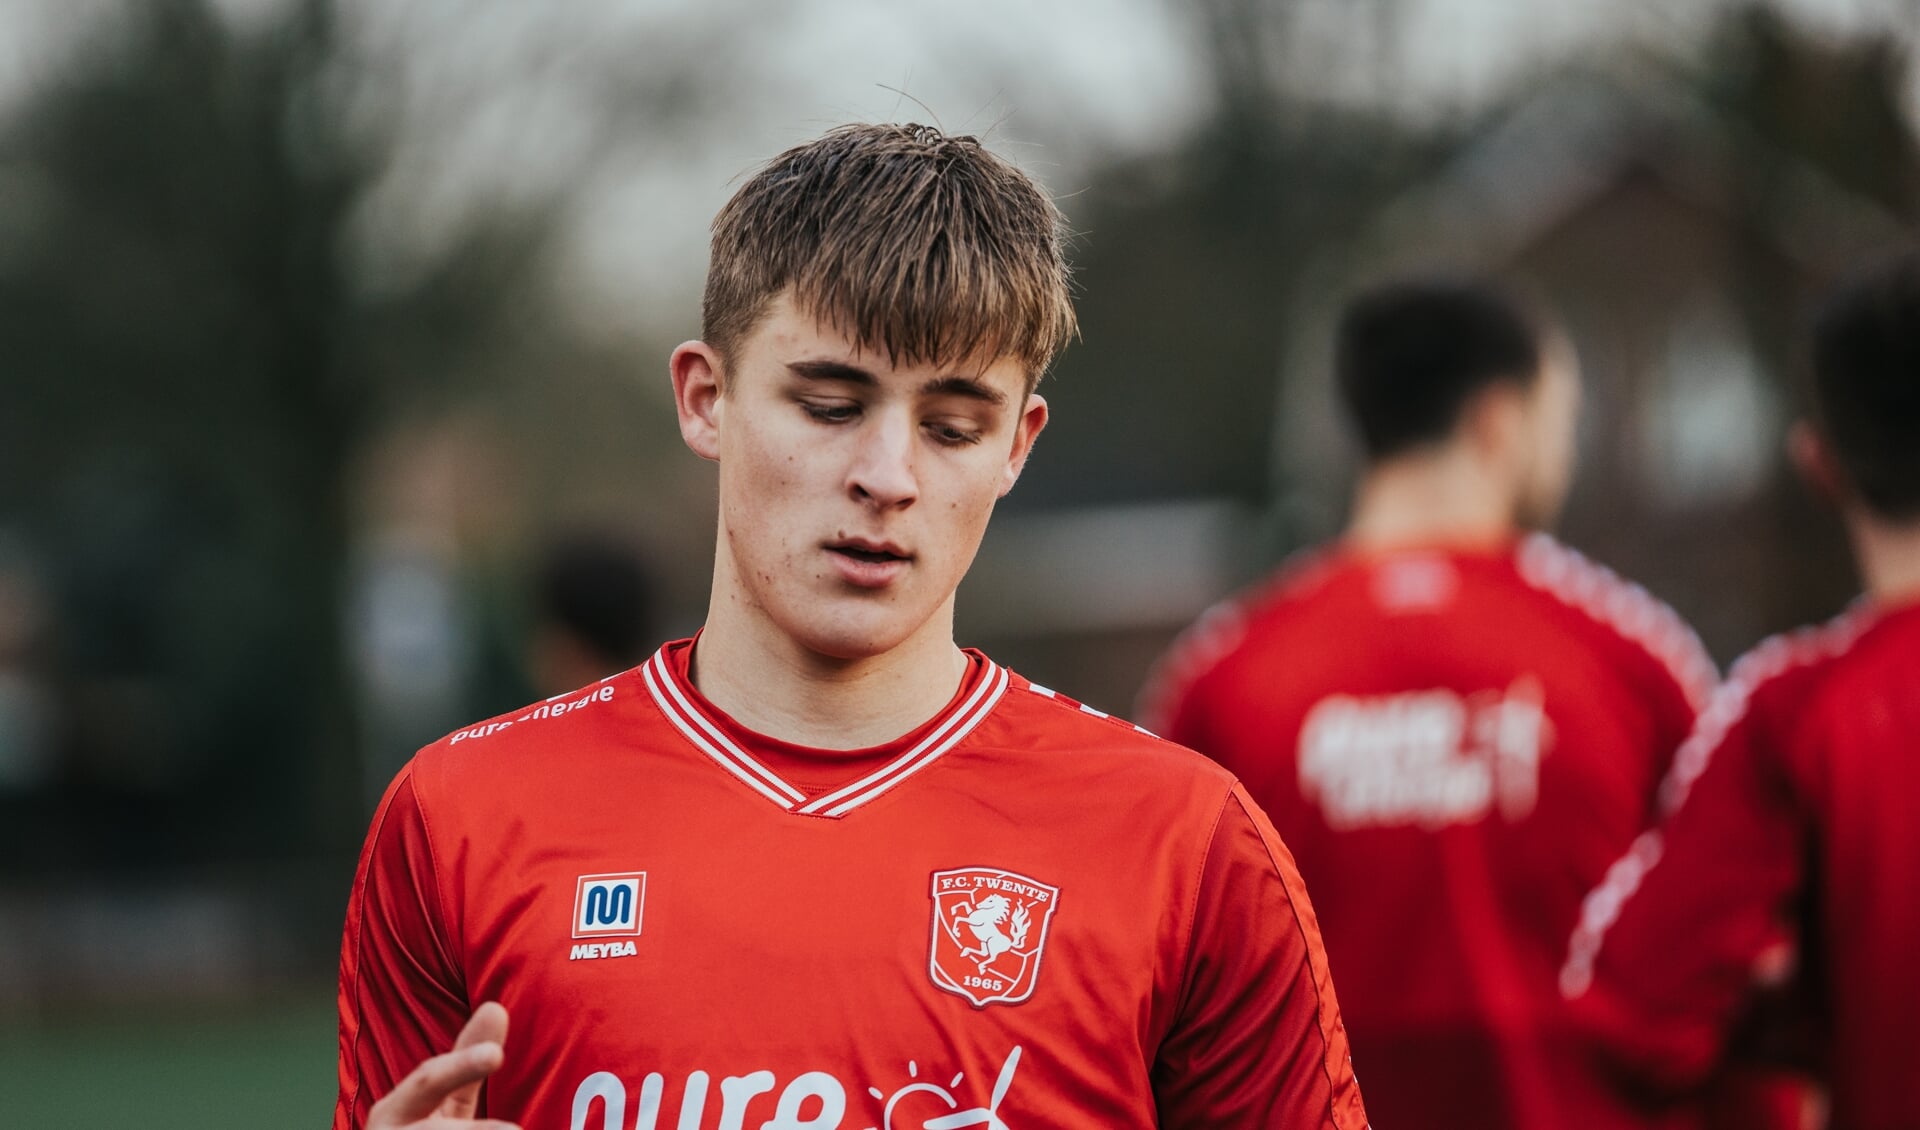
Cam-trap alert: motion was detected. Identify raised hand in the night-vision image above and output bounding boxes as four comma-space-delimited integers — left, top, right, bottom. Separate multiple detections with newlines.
366, 1002, 520, 1130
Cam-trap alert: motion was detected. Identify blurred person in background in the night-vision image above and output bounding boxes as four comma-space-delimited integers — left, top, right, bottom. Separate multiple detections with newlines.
1562, 249, 1920, 1130
335, 123, 1367, 1130
526, 533, 657, 698
1139, 276, 1718, 1130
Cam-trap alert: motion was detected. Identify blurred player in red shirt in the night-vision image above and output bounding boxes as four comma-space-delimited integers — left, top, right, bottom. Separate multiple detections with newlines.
1140, 277, 1717, 1130
1563, 251, 1920, 1130
334, 124, 1368, 1130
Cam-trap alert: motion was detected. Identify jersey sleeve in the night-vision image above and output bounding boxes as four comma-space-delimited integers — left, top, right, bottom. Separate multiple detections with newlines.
1145, 675, 1221, 769
334, 765, 470, 1130
1563, 683, 1808, 1093
1642, 658, 1711, 817
1152, 783, 1369, 1129
1515, 534, 1718, 811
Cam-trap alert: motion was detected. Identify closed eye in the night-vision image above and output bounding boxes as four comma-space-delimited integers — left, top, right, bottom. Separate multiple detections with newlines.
800, 401, 859, 424
926, 421, 983, 447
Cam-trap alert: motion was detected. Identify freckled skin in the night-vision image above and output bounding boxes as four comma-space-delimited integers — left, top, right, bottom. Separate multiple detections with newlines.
672, 293, 1048, 665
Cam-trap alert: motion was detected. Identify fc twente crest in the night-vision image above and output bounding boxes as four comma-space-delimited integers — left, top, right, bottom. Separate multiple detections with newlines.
929, 866, 1060, 1008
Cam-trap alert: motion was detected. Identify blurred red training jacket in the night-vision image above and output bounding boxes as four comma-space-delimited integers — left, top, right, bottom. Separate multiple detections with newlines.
1141, 534, 1715, 1130
1568, 598, 1920, 1130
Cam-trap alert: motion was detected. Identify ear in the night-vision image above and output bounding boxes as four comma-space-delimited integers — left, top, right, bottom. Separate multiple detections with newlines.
1464, 381, 1529, 469
998, 393, 1050, 497
670, 340, 725, 462
1788, 419, 1844, 505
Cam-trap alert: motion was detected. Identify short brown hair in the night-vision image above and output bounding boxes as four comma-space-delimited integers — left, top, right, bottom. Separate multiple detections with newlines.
702, 123, 1076, 387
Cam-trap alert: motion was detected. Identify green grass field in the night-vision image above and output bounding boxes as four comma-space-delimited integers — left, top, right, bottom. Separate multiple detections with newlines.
0, 992, 336, 1129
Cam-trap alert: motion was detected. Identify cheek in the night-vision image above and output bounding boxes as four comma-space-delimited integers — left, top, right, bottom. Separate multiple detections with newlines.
726, 417, 818, 504
721, 438, 812, 569
936, 470, 1005, 538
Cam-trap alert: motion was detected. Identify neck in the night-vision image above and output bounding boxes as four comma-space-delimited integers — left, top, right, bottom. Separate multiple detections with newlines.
1846, 509, 1920, 606
691, 555, 969, 751
1345, 448, 1518, 553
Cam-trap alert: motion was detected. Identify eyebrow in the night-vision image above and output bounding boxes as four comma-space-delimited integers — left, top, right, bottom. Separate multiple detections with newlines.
786, 360, 1008, 407
787, 359, 878, 387
920, 375, 1007, 406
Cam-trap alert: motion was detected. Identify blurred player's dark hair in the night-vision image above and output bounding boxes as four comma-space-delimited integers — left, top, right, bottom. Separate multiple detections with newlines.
1811, 249, 1920, 521
1335, 276, 1544, 460
536, 534, 655, 671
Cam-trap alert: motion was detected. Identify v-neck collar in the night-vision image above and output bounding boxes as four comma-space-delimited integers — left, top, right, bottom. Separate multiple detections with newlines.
639, 638, 1009, 818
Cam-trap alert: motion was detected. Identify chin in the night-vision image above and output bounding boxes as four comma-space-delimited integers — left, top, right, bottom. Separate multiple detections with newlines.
781, 603, 927, 662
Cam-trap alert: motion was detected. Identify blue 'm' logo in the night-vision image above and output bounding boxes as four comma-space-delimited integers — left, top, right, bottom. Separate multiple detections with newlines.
584, 883, 632, 926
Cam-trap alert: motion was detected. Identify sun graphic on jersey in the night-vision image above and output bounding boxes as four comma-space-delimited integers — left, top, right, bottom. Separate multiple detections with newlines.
862, 1046, 1022, 1130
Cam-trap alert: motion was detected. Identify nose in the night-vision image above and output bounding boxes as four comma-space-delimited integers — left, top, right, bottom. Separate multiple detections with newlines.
846, 410, 918, 511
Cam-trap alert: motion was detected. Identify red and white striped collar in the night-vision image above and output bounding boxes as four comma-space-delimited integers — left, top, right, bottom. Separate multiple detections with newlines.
639, 638, 1010, 818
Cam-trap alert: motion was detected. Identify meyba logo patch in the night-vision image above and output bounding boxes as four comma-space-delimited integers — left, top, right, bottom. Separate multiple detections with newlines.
570, 872, 645, 960
929, 866, 1059, 1008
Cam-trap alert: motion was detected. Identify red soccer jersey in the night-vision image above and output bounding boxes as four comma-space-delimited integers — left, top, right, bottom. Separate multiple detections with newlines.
335, 638, 1368, 1130
1565, 598, 1920, 1130
1139, 535, 1716, 1130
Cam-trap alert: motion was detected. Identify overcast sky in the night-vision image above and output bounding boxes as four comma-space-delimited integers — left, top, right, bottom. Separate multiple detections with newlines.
4, 0, 1915, 340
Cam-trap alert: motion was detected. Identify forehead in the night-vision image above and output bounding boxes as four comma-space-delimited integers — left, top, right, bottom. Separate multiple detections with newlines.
742, 292, 1031, 395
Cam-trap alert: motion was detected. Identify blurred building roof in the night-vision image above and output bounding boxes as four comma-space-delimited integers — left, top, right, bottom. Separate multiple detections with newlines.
1341, 63, 1908, 282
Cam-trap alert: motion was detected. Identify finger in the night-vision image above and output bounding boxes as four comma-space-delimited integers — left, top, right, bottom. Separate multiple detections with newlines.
368, 1042, 504, 1125
442, 1002, 510, 1118
455, 1001, 510, 1051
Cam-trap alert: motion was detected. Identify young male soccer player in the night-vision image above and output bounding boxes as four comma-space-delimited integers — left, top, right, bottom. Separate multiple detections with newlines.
1562, 250, 1920, 1129
1139, 277, 1717, 1130
335, 124, 1368, 1130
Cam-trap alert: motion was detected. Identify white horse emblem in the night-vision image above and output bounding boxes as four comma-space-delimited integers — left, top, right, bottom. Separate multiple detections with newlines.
954, 894, 1031, 972
929, 867, 1061, 1008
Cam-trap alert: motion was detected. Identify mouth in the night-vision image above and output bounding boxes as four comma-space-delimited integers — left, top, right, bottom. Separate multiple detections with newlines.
826, 539, 912, 564
825, 539, 913, 588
